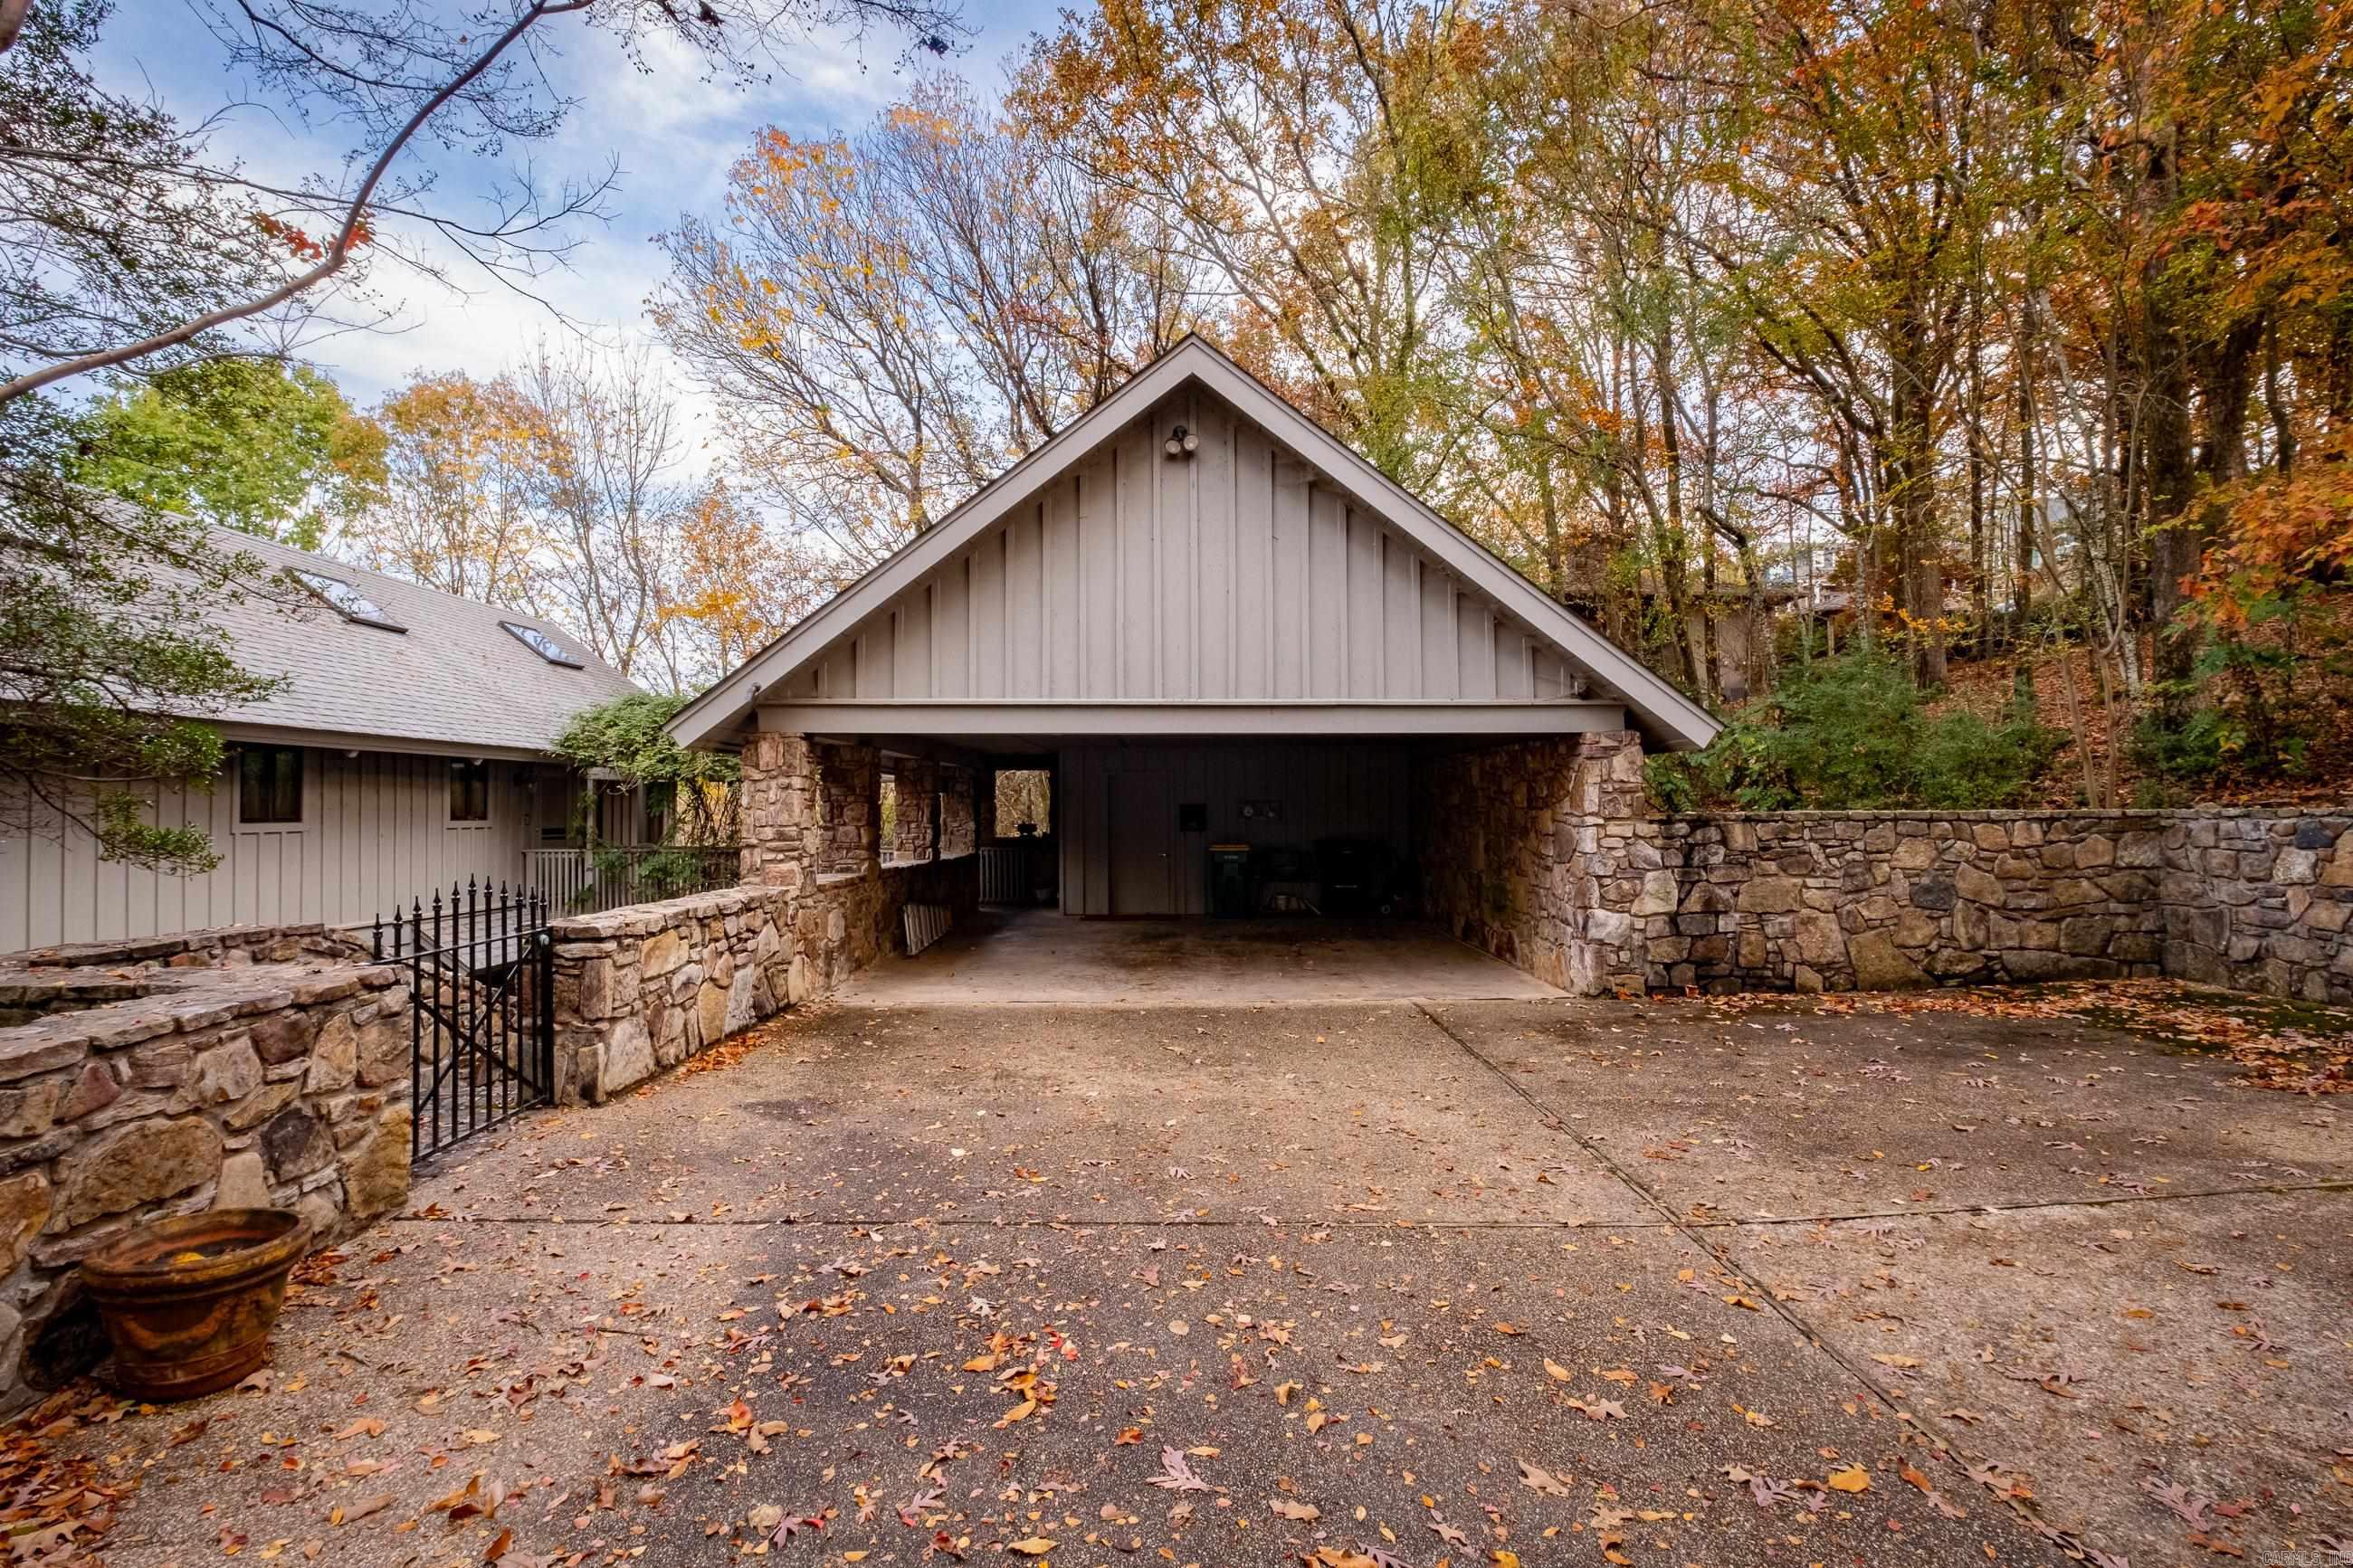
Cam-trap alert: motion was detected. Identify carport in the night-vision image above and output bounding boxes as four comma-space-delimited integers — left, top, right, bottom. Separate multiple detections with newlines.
667, 336, 1718, 993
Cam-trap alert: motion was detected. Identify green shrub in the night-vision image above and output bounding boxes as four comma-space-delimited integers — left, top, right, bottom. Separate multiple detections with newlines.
1913, 709, 2062, 809
1698, 648, 2059, 811
552, 692, 742, 845
1643, 753, 1702, 814
2130, 634, 2310, 783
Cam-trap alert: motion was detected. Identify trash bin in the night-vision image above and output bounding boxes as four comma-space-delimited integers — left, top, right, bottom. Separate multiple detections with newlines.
1206, 843, 1252, 918
1317, 837, 1392, 916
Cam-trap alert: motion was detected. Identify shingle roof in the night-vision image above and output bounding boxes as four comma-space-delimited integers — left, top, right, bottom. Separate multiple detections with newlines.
194, 528, 642, 755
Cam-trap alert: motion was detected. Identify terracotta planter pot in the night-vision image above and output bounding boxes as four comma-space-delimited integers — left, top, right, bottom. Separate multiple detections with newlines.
81, 1209, 312, 1402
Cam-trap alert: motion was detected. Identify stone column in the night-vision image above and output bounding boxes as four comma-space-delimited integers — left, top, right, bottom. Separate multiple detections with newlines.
816, 742, 881, 876
938, 766, 977, 859
893, 759, 939, 863
738, 731, 819, 892
1551, 729, 1663, 995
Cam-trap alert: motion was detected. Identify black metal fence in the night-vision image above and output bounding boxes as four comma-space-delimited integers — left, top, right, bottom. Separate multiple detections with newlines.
372, 881, 554, 1163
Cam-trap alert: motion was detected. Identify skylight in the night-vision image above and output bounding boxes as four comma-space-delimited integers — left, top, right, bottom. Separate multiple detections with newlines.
294, 570, 405, 632
501, 621, 583, 668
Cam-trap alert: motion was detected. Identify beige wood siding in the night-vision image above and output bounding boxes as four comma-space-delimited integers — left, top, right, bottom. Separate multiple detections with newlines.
1058, 741, 1413, 917
775, 387, 1584, 708
1, 748, 562, 953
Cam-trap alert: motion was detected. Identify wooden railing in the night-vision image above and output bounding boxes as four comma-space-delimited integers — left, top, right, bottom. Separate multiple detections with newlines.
978, 840, 1056, 905
523, 844, 741, 915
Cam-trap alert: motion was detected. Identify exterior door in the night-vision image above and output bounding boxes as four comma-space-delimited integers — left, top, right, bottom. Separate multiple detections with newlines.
1107, 772, 1173, 915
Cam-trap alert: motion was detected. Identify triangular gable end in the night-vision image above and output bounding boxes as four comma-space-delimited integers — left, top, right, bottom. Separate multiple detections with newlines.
668, 337, 1719, 751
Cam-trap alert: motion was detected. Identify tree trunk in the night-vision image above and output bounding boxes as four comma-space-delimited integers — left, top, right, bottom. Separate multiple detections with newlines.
1889, 321, 1946, 688
1653, 346, 1704, 694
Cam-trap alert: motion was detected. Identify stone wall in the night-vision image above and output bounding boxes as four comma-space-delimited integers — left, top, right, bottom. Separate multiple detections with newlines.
2160, 811, 2353, 1003
550, 885, 795, 1102
812, 855, 982, 994
1612, 813, 2170, 993
1416, 738, 2352, 1003
1415, 731, 1652, 994
0, 946, 413, 1408
551, 853, 982, 1101
1, 923, 368, 974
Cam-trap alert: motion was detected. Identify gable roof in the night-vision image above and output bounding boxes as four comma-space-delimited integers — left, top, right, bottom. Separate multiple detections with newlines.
195, 527, 642, 757
668, 335, 1720, 752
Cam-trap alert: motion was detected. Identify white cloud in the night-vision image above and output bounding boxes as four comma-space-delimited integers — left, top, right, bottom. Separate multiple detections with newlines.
79, 0, 1071, 481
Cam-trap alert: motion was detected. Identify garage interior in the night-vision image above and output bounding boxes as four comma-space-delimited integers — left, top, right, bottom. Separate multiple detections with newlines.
824, 731, 1573, 1003
962, 737, 1418, 919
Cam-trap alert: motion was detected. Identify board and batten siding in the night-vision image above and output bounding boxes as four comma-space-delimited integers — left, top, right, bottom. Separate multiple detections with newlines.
773, 388, 1586, 708
1058, 741, 1412, 917
1, 747, 557, 954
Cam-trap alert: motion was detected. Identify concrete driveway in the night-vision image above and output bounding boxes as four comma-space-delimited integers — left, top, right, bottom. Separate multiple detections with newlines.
37, 988, 2353, 1568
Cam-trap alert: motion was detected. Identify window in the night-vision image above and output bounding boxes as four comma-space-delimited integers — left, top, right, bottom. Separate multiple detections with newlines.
449, 759, 491, 822
500, 621, 583, 668
237, 746, 303, 824
993, 769, 1051, 838
294, 570, 405, 632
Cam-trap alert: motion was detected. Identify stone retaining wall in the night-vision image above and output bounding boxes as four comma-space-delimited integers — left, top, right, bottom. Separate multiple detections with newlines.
2159, 811, 2353, 1001
550, 885, 795, 1103
1, 923, 368, 974
815, 854, 982, 994
0, 947, 413, 1409
1417, 737, 2353, 1003
1618, 813, 2171, 993
552, 853, 981, 1102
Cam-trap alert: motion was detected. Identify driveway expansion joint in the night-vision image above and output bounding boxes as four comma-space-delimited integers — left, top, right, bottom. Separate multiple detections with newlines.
1415, 999, 2134, 1567
381, 1174, 2353, 1234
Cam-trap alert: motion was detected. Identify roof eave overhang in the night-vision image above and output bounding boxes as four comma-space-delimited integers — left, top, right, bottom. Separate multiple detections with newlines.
213, 719, 556, 765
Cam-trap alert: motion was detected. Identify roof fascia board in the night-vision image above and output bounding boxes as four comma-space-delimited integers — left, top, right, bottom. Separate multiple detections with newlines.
214, 720, 553, 765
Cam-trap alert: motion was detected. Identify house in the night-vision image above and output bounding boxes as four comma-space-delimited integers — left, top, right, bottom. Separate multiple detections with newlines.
668, 336, 1718, 988
0, 529, 642, 953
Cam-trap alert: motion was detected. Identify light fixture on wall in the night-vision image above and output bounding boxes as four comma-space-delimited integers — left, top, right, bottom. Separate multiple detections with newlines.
1163, 424, 1197, 460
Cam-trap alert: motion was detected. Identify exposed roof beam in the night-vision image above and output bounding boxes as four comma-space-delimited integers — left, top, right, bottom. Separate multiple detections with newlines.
762, 700, 1630, 740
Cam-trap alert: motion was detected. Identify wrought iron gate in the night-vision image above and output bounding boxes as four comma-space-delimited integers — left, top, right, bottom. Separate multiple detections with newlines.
371, 882, 555, 1162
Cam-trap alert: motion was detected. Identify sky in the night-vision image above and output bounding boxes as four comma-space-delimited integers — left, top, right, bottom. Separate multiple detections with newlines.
90, 0, 1066, 453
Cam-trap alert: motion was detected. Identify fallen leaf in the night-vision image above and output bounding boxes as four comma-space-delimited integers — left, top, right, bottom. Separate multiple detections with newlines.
1147, 1448, 1213, 1493
1518, 1459, 1573, 1497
